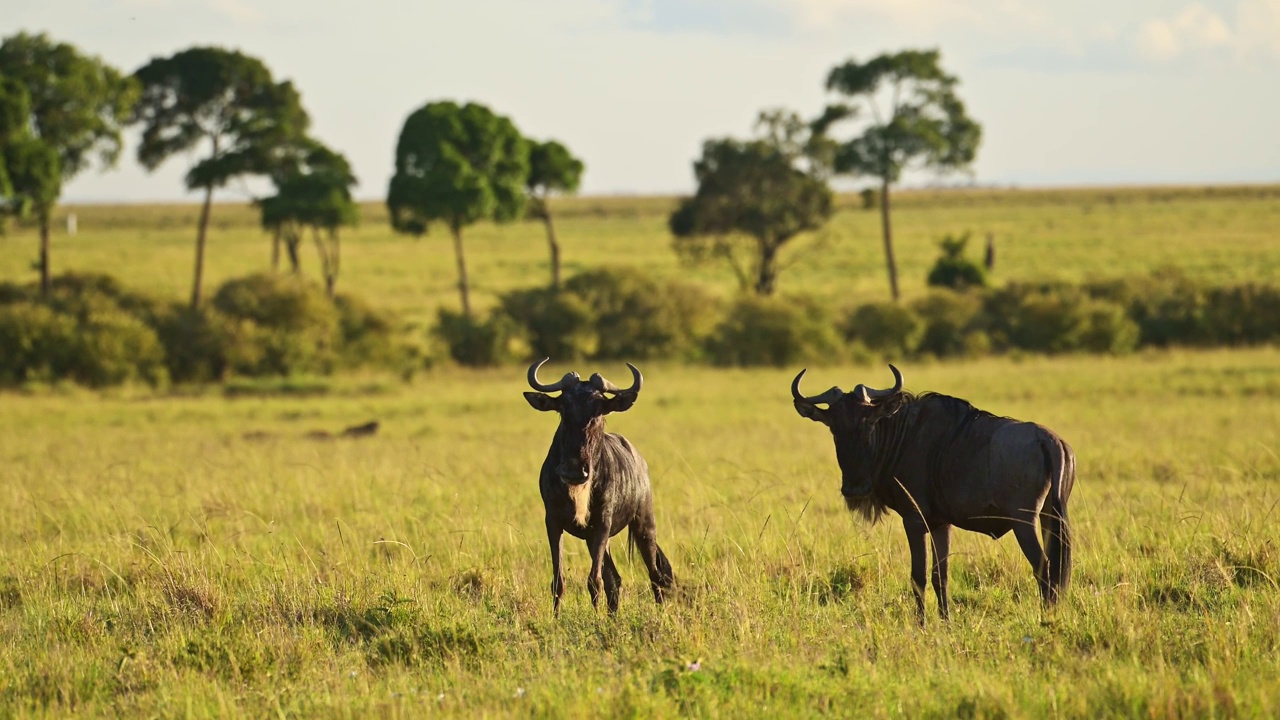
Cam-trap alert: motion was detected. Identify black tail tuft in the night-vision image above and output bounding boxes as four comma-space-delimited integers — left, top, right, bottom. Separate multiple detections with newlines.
1043, 440, 1074, 603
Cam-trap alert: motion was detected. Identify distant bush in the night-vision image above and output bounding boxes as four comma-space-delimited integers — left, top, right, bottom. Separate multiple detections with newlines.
706, 296, 842, 367
926, 233, 987, 291
495, 268, 719, 363
433, 309, 517, 367
911, 290, 989, 358
211, 273, 341, 375
334, 293, 403, 368
0, 302, 80, 384
840, 301, 921, 358
0, 301, 167, 387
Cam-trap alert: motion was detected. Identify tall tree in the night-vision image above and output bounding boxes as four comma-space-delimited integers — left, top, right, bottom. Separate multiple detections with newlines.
258, 139, 358, 297
526, 139, 583, 289
0, 33, 138, 293
820, 49, 982, 301
131, 47, 310, 309
387, 101, 529, 319
669, 110, 833, 296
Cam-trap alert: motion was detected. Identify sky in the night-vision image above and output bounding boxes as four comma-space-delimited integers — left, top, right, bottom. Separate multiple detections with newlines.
5, 0, 1280, 202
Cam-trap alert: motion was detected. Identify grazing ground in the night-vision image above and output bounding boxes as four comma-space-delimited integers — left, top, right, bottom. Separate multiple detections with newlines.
1, 185, 1278, 331
2, 349, 1279, 717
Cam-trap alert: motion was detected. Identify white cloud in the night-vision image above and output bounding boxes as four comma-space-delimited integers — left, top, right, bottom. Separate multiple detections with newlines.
1235, 0, 1280, 57
1133, 2, 1280, 63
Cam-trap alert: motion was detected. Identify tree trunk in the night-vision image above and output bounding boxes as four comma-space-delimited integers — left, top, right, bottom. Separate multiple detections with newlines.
286, 230, 302, 274
451, 223, 472, 319
271, 230, 281, 271
543, 209, 562, 290
191, 184, 214, 310
879, 177, 901, 301
313, 226, 339, 299
755, 239, 779, 296
38, 213, 51, 296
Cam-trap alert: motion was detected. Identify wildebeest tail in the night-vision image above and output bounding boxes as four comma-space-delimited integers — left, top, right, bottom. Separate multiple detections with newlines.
1042, 437, 1075, 602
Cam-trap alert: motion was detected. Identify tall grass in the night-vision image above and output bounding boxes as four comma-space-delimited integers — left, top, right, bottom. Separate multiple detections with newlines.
2, 349, 1279, 716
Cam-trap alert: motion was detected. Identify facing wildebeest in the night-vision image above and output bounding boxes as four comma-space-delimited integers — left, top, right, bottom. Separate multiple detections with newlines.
792, 365, 1075, 623
524, 358, 674, 614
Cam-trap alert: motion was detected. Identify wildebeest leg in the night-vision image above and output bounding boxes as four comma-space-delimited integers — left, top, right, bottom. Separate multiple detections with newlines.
904, 520, 929, 625
602, 546, 622, 613
546, 518, 565, 616
1013, 518, 1051, 605
585, 522, 611, 612
630, 516, 674, 604
930, 524, 952, 621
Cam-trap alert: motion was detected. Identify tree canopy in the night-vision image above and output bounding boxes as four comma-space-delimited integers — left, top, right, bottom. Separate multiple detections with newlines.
526, 138, 584, 289
387, 100, 529, 317
670, 110, 833, 296
131, 46, 311, 308
0, 32, 137, 292
258, 139, 359, 296
821, 48, 982, 300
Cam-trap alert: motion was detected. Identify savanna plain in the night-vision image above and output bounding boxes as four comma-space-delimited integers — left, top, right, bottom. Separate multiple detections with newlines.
2, 187, 1279, 717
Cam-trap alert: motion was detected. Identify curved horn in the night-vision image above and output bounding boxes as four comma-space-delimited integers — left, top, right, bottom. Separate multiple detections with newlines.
790, 369, 844, 405
856, 364, 904, 403
527, 358, 578, 393
589, 363, 643, 394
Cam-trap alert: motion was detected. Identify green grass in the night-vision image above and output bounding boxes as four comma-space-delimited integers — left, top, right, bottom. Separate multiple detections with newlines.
2, 349, 1280, 716
3, 185, 1278, 332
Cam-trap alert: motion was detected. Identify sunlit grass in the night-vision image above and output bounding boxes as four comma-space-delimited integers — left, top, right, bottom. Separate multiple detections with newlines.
2, 349, 1279, 715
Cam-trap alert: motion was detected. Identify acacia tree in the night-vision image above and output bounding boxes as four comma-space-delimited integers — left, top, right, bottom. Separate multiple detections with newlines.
820, 49, 982, 301
131, 47, 310, 309
258, 139, 358, 297
526, 139, 583, 289
387, 101, 529, 319
669, 110, 833, 296
0, 33, 137, 294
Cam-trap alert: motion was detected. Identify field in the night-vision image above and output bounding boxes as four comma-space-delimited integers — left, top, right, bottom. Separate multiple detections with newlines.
2, 187, 1280, 717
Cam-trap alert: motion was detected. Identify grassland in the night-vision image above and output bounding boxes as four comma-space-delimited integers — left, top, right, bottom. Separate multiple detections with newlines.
1, 186, 1280, 717
2, 350, 1279, 717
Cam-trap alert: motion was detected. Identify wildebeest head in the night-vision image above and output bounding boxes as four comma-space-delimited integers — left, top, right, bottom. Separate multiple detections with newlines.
524, 358, 641, 485
792, 364, 905, 502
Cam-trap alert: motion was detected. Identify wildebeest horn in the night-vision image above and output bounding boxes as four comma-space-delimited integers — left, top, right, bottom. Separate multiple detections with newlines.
527, 358, 578, 393
589, 363, 642, 394
791, 369, 844, 405
854, 364, 904, 403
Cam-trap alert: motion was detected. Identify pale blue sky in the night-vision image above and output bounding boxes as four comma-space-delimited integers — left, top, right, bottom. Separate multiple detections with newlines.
6, 0, 1280, 201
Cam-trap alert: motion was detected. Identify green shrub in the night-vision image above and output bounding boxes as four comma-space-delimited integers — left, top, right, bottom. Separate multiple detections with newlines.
73, 310, 169, 387
433, 309, 516, 367
498, 287, 597, 361
1201, 283, 1280, 345
334, 293, 402, 368
1078, 301, 1141, 354
706, 295, 842, 367
211, 274, 341, 375
563, 268, 718, 360
152, 305, 236, 383
840, 302, 921, 358
1097, 269, 1207, 347
926, 233, 987, 291
0, 302, 79, 384
911, 290, 988, 358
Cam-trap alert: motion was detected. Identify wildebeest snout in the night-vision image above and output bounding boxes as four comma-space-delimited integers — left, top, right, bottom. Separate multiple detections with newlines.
558, 462, 590, 485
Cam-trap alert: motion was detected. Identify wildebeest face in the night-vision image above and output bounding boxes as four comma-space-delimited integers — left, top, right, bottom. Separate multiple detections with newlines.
792, 365, 904, 499
525, 383, 637, 484
525, 359, 642, 486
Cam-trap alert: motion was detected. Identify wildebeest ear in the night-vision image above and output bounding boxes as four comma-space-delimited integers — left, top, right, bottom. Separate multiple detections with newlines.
524, 392, 560, 412
602, 390, 638, 414
793, 401, 829, 424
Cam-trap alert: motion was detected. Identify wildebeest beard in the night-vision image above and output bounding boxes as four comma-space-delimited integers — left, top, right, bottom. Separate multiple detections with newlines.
843, 488, 886, 524
563, 416, 606, 527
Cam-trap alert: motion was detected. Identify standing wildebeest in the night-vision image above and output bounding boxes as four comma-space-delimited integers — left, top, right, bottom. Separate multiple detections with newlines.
524, 358, 674, 614
791, 365, 1075, 622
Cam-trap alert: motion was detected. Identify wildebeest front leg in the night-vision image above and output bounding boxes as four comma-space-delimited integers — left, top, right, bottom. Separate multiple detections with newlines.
904, 521, 929, 625
602, 547, 622, 613
930, 524, 952, 621
585, 522, 611, 612
546, 518, 565, 615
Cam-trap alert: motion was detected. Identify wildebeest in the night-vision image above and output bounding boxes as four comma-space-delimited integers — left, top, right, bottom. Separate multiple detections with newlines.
791, 365, 1075, 622
524, 358, 674, 614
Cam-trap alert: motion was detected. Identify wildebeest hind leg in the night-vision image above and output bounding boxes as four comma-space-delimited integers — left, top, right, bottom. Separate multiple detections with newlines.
1013, 521, 1050, 605
630, 518, 674, 604
602, 548, 622, 613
